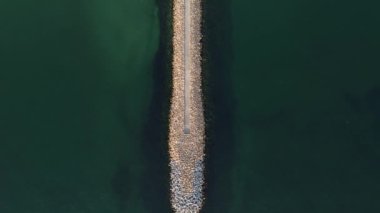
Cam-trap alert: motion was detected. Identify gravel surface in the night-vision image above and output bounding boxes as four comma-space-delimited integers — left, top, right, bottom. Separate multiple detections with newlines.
169, 0, 205, 212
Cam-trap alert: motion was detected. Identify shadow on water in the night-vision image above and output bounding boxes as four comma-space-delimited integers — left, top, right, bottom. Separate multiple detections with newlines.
111, 0, 173, 212
140, 0, 173, 212
201, 0, 235, 212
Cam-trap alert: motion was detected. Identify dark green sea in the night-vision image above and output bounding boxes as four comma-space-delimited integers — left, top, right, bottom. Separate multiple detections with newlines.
1, 0, 379, 212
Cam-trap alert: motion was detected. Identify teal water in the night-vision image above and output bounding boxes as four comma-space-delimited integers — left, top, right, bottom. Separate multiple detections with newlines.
1, 0, 380, 212
0, 0, 159, 212
204, 0, 380, 212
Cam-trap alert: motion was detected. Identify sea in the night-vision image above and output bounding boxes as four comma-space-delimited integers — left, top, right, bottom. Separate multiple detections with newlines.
0, 0, 379, 212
